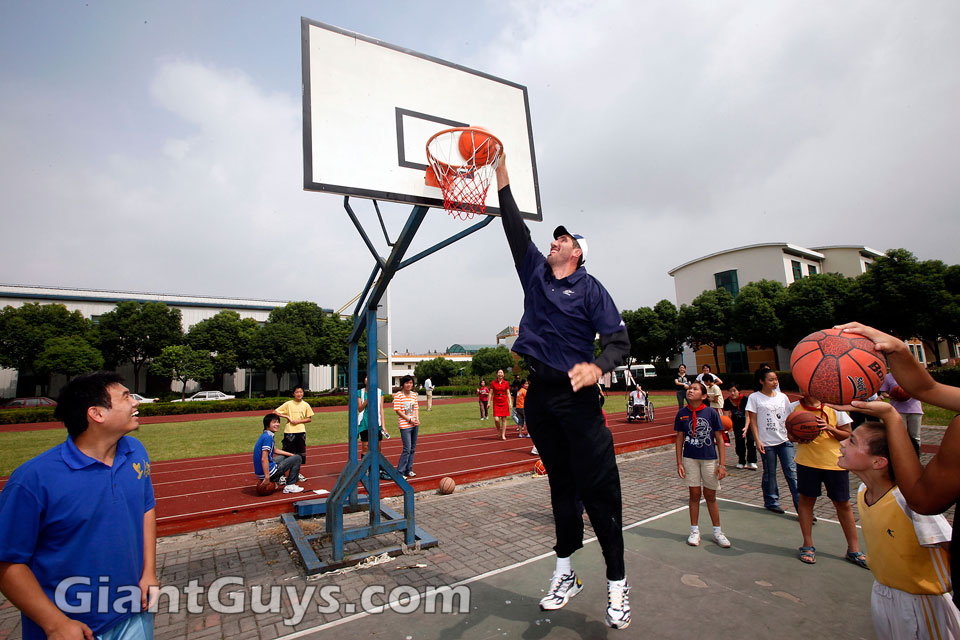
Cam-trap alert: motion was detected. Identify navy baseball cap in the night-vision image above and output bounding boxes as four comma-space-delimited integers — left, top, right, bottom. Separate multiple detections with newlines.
553, 225, 588, 264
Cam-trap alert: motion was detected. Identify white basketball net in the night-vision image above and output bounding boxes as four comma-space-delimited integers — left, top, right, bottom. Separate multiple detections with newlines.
426, 128, 502, 220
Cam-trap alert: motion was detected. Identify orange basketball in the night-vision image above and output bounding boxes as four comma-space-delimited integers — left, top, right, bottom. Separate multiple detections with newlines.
458, 128, 497, 166
533, 459, 547, 476
786, 411, 821, 442
256, 478, 277, 496
789, 329, 886, 404
720, 415, 733, 429
438, 476, 456, 495
888, 385, 911, 402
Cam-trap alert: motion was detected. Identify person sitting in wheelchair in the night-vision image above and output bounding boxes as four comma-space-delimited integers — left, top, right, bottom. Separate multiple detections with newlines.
628, 384, 650, 422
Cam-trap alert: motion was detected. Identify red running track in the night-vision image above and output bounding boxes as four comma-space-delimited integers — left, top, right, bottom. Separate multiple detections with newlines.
150, 406, 678, 536
13, 392, 897, 537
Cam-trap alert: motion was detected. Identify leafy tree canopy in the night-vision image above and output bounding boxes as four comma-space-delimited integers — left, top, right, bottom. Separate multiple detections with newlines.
34, 336, 104, 380
95, 301, 183, 392
678, 288, 734, 371
469, 346, 515, 379
0, 303, 92, 373
149, 345, 215, 401
414, 357, 460, 386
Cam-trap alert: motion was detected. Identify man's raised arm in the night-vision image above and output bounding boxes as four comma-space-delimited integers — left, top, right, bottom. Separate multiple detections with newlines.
495, 158, 532, 268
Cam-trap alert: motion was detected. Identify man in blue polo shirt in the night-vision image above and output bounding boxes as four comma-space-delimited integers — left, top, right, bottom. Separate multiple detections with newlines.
0, 371, 157, 639
495, 158, 632, 630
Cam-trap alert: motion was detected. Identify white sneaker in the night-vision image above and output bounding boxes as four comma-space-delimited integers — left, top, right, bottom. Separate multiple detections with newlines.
714, 532, 732, 548
735, 463, 745, 469
297, 474, 306, 482
531, 446, 539, 455
277, 476, 287, 486
605, 581, 631, 630
283, 484, 305, 494
539, 572, 582, 610
747, 462, 758, 470
687, 531, 700, 546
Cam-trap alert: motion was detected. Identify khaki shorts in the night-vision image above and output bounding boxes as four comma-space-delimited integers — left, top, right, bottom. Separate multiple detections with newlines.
682, 457, 721, 491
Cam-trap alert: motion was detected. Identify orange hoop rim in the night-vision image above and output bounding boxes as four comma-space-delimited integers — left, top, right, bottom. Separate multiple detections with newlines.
425, 126, 504, 171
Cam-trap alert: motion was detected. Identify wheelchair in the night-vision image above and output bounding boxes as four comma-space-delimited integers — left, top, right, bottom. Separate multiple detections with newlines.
626, 394, 654, 422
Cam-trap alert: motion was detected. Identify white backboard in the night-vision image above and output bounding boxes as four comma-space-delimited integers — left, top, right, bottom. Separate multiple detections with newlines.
301, 18, 541, 220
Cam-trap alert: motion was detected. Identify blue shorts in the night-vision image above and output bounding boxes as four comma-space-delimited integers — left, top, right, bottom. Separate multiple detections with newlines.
796, 463, 850, 502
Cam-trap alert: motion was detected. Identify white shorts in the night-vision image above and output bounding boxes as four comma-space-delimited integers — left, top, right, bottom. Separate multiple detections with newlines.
682, 457, 721, 491
871, 581, 960, 640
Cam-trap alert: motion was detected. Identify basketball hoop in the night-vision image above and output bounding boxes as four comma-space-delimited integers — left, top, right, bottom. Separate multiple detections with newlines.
425, 127, 502, 220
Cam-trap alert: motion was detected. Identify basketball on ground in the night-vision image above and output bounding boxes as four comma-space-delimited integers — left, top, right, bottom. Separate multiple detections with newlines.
458, 128, 496, 166
438, 476, 456, 495
256, 478, 277, 496
789, 328, 886, 404
786, 411, 822, 442
720, 415, 733, 429
533, 459, 546, 476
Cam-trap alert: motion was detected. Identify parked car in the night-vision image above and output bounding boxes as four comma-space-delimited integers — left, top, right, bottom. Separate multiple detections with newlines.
171, 391, 236, 403
130, 393, 159, 404
1, 397, 57, 409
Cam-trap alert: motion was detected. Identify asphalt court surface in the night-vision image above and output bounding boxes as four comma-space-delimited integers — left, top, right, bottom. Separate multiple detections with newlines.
281, 499, 876, 639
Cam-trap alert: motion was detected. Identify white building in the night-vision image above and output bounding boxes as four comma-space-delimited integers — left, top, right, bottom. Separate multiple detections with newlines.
0, 284, 336, 397
668, 244, 884, 372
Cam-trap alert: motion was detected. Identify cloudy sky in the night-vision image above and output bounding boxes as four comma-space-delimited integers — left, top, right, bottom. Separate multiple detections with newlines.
2, 1, 958, 354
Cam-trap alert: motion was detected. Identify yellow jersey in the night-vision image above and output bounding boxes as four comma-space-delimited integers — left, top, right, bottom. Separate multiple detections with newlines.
791, 402, 849, 470
857, 484, 953, 595
275, 399, 315, 434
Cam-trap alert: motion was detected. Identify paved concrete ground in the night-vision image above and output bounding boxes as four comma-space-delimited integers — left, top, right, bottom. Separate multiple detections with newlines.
0, 425, 950, 639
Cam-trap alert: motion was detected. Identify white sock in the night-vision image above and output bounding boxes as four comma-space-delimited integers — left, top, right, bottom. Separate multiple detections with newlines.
713, 526, 722, 536
555, 556, 572, 576
690, 525, 699, 534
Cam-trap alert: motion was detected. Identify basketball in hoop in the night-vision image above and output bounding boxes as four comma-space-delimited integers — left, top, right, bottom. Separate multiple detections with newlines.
425, 127, 503, 220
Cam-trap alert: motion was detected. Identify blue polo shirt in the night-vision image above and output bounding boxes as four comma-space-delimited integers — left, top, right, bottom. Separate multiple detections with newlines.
0, 435, 155, 639
512, 241, 625, 373
253, 431, 278, 478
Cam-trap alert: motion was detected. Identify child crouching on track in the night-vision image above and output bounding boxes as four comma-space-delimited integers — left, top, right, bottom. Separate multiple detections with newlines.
837, 416, 960, 639
675, 381, 730, 548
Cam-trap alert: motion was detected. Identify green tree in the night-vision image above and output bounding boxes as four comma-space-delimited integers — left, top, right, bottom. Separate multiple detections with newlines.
34, 336, 105, 380
777, 272, 856, 348
855, 249, 960, 362
95, 301, 184, 392
0, 303, 91, 369
622, 299, 682, 372
186, 310, 259, 387
414, 357, 460, 386
731, 280, 786, 368
250, 322, 312, 391
0, 303, 93, 393
149, 345, 215, 401
317, 314, 356, 368
469, 346, 515, 378
678, 288, 734, 371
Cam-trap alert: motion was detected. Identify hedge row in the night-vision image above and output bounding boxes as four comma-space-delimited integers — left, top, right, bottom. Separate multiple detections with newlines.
0, 394, 396, 425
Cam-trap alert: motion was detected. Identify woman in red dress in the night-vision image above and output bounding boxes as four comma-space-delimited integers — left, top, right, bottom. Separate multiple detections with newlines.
491, 369, 512, 440
477, 380, 490, 420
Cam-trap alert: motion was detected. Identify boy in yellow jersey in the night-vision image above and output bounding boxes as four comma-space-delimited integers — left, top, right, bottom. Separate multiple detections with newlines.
276, 386, 314, 474
837, 419, 959, 639
789, 396, 866, 568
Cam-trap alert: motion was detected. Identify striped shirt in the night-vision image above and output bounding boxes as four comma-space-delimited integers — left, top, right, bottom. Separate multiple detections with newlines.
393, 391, 419, 430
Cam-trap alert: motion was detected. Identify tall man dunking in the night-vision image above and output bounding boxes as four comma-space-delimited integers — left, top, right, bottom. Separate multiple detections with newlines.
495, 158, 632, 630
